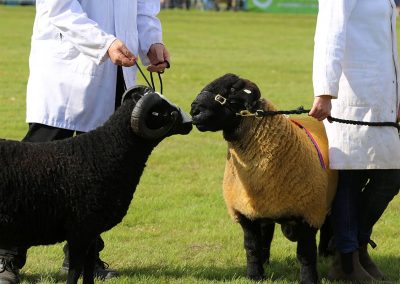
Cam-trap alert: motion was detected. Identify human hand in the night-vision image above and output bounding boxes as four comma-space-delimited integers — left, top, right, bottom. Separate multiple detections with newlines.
107, 39, 136, 67
309, 95, 333, 121
147, 43, 170, 73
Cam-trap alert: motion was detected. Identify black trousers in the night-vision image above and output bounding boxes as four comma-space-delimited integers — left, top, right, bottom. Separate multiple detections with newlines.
332, 169, 400, 253
2, 66, 126, 268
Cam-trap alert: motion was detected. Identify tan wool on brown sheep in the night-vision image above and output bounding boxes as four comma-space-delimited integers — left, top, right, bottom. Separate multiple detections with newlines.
223, 100, 338, 228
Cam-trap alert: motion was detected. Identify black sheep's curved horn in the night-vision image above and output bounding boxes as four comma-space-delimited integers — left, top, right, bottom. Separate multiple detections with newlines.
131, 92, 178, 140
121, 85, 153, 105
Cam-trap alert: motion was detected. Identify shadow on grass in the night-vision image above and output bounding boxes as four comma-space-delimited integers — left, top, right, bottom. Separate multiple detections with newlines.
21, 265, 246, 283
20, 255, 400, 283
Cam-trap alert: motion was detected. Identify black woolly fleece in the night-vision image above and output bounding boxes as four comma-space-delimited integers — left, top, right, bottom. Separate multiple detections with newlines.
0, 97, 159, 247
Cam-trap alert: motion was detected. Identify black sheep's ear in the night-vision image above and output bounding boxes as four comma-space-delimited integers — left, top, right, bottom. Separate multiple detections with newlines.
121, 85, 154, 105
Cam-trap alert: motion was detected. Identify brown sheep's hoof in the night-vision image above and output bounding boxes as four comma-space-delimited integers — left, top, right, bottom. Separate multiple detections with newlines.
300, 265, 319, 284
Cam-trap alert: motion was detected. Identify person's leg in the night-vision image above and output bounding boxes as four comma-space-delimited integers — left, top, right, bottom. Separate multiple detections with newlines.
226, 0, 232, 10
22, 123, 75, 142
185, 0, 191, 9
357, 169, 400, 280
358, 169, 400, 243
214, 0, 220, 11
332, 170, 366, 253
328, 170, 374, 281
201, 0, 207, 10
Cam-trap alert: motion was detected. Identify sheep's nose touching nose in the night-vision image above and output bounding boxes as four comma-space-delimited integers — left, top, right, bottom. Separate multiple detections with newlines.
190, 108, 200, 117
190, 102, 201, 117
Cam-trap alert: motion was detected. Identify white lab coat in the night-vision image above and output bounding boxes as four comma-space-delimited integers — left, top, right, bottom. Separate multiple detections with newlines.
313, 0, 400, 169
26, 0, 163, 132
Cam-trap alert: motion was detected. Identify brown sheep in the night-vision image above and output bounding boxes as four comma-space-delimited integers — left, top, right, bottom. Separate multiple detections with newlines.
190, 74, 337, 284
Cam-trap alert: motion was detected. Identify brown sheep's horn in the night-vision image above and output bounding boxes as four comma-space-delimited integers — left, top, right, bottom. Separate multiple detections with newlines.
130, 92, 178, 140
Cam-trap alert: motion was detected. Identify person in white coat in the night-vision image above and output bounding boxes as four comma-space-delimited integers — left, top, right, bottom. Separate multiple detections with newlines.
0, 1, 170, 284
309, 0, 400, 282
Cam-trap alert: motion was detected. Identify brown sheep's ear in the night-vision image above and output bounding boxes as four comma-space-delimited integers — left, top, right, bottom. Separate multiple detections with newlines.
243, 80, 261, 111
229, 79, 261, 112
202, 73, 240, 95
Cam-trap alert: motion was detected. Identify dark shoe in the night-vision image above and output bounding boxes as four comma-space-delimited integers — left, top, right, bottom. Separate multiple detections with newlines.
92, 260, 119, 280
359, 244, 386, 281
0, 255, 19, 284
61, 259, 119, 280
327, 250, 375, 282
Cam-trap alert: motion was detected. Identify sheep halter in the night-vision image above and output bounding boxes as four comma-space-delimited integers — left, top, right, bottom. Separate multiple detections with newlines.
215, 94, 227, 105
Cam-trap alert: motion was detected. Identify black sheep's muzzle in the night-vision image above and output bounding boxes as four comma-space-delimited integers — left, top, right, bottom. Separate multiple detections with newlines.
131, 91, 192, 140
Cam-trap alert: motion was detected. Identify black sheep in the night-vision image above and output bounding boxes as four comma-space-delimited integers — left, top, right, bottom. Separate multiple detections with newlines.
0, 86, 192, 284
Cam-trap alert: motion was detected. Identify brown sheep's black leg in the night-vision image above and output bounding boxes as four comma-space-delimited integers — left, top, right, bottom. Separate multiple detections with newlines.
260, 222, 275, 265
295, 223, 319, 284
318, 215, 334, 257
237, 214, 265, 281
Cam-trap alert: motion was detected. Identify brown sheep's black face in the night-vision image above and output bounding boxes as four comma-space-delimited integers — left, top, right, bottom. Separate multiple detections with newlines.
190, 73, 261, 133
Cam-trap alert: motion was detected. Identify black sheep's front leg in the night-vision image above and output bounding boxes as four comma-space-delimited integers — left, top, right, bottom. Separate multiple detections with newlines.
238, 214, 265, 281
82, 241, 96, 284
295, 223, 318, 284
66, 239, 93, 284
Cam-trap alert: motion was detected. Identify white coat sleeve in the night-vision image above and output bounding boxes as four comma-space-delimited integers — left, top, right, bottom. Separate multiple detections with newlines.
46, 1, 116, 65
312, 0, 357, 98
137, 0, 163, 66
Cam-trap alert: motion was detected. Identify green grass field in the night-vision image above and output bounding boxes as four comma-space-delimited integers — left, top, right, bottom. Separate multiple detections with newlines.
0, 6, 400, 284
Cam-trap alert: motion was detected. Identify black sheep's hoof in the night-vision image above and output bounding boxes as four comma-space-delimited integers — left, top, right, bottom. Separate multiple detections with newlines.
246, 263, 265, 282
247, 274, 265, 282
300, 265, 319, 284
